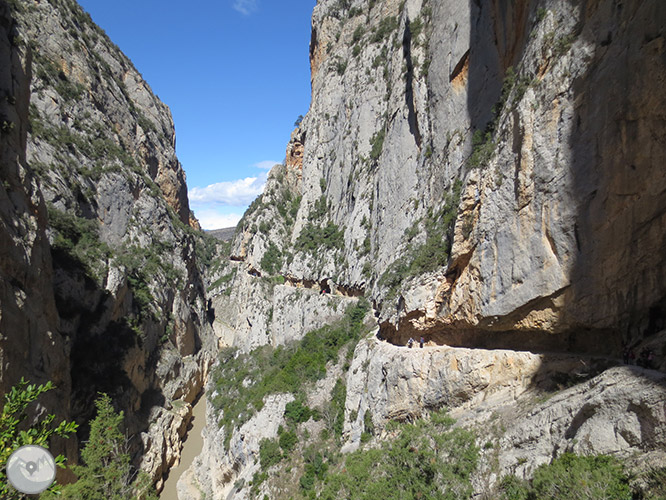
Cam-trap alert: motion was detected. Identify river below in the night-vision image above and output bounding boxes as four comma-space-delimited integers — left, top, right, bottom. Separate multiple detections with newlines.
159, 394, 206, 500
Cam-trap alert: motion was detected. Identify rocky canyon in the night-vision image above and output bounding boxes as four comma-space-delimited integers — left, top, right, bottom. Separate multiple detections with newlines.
1, 0, 665, 499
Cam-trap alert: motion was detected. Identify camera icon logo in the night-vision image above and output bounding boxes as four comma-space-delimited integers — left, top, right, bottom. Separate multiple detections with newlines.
6, 445, 57, 494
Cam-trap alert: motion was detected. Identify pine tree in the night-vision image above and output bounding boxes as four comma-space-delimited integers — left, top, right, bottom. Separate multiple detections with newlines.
53, 394, 156, 500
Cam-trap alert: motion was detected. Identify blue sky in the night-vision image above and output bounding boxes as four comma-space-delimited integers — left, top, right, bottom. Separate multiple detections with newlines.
77, 0, 316, 229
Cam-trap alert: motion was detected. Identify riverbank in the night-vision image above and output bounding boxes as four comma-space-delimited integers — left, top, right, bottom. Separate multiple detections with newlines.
159, 395, 206, 500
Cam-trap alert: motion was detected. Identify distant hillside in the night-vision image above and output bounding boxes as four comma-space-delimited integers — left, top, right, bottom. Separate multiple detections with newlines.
206, 227, 236, 241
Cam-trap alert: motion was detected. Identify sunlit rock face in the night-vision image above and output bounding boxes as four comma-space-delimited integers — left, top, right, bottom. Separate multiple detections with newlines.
233, 0, 666, 354
189, 0, 666, 498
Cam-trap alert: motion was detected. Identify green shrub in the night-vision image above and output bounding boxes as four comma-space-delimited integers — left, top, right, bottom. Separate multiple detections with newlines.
409, 17, 423, 41
211, 300, 370, 450
295, 221, 344, 255
51, 394, 157, 500
352, 25, 365, 44
279, 429, 298, 453
372, 16, 398, 43
335, 57, 348, 75
300, 451, 328, 492
259, 438, 283, 470
499, 453, 632, 500
284, 399, 314, 425
318, 410, 478, 500
329, 378, 347, 438
467, 129, 495, 169
309, 195, 328, 221
0, 379, 78, 499
532, 453, 631, 500
369, 129, 386, 161
260, 242, 283, 275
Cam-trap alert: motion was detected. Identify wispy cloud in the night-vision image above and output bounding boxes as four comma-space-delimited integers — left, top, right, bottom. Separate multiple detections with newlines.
189, 173, 268, 206
188, 159, 278, 207
254, 160, 279, 170
233, 0, 258, 15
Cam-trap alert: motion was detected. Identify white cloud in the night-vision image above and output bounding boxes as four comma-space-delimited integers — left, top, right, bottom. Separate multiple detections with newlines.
194, 209, 243, 230
189, 172, 267, 206
254, 160, 280, 170
233, 0, 258, 15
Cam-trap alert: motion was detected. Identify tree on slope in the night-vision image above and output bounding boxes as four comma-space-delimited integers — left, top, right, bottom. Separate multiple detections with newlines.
52, 393, 156, 500
0, 378, 78, 499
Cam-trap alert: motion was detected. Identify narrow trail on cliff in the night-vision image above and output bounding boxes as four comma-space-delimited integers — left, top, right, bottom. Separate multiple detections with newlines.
160, 395, 207, 500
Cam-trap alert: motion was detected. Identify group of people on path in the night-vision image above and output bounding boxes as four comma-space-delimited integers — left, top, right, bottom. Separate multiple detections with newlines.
407, 337, 425, 349
622, 344, 656, 369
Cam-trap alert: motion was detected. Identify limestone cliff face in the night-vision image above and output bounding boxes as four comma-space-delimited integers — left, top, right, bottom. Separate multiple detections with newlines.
234, 0, 666, 354
0, 0, 215, 488
0, 0, 73, 459
190, 0, 666, 498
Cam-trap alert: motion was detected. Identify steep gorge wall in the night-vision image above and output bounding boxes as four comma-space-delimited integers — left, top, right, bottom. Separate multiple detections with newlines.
234, 0, 666, 355
0, 0, 216, 488
189, 0, 666, 498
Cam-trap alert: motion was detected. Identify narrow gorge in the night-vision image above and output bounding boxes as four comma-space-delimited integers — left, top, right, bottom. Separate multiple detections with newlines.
0, 0, 665, 499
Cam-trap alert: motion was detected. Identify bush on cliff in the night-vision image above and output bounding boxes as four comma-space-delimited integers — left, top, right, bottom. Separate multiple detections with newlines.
0, 379, 78, 499
313, 410, 478, 500
498, 453, 632, 500
211, 299, 370, 450
51, 394, 157, 500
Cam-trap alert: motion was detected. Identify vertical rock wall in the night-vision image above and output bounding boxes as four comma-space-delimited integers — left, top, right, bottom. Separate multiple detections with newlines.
234, 0, 666, 353
0, 0, 216, 488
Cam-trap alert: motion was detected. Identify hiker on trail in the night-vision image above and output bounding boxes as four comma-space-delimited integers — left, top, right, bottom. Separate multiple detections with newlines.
622, 345, 630, 364
419, 337, 424, 348
629, 349, 636, 365
639, 348, 649, 368
647, 349, 655, 369
407, 338, 414, 348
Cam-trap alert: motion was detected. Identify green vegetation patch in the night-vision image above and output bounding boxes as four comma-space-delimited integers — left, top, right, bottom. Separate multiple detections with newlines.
210, 300, 370, 450
261, 242, 283, 275
1, 379, 78, 499
47, 205, 111, 282
372, 16, 398, 43
369, 129, 386, 161
498, 453, 633, 500
115, 240, 184, 320
468, 66, 534, 170
312, 410, 479, 500
295, 221, 345, 255
379, 180, 462, 297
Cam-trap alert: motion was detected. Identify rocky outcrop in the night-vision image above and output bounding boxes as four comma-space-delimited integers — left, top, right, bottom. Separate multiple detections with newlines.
209, 261, 358, 352
0, 0, 216, 488
186, 393, 294, 500
495, 366, 666, 479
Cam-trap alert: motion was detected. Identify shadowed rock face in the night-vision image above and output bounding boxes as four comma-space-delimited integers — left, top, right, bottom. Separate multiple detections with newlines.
0, 0, 215, 487
0, 2, 73, 464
